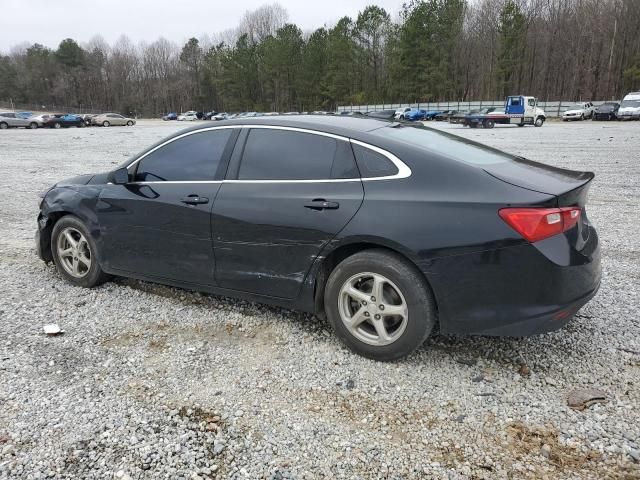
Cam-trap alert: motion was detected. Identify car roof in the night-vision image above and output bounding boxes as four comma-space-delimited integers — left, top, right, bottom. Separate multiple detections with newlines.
178, 115, 394, 138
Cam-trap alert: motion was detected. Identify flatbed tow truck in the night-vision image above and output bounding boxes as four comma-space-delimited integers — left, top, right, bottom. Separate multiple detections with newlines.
463, 95, 546, 128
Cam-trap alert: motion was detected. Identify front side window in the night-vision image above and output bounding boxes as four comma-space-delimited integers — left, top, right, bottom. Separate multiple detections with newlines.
528, 99, 536, 107
238, 129, 354, 180
134, 129, 232, 182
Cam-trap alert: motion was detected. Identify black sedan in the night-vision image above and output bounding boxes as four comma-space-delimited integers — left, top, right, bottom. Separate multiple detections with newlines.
592, 102, 619, 121
43, 114, 85, 128
434, 110, 457, 121
36, 116, 601, 361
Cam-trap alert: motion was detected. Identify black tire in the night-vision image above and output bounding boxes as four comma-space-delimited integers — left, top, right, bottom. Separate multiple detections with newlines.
126, 121, 134, 126
483, 119, 495, 129
0, 122, 9, 130
324, 249, 436, 361
29, 122, 38, 129
103, 121, 110, 127
534, 116, 545, 127
53, 122, 61, 129
580, 114, 584, 120
469, 122, 478, 128
51, 215, 110, 288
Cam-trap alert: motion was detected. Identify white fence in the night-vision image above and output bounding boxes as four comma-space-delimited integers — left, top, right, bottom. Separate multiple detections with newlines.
337, 100, 613, 117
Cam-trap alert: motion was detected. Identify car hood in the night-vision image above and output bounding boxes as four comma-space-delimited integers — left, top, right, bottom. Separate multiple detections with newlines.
55, 174, 95, 187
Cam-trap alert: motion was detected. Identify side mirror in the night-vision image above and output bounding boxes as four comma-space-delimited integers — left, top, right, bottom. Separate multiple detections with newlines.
109, 167, 130, 185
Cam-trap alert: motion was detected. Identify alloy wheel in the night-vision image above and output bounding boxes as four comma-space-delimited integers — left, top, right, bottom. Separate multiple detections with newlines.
338, 272, 408, 346
56, 227, 92, 278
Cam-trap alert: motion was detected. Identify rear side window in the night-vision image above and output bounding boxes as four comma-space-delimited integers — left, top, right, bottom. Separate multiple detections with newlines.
351, 144, 398, 178
238, 129, 357, 180
135, 129, 232, 181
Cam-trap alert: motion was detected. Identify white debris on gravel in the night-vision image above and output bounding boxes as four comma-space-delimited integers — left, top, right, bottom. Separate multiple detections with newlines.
0, 119, 638, 479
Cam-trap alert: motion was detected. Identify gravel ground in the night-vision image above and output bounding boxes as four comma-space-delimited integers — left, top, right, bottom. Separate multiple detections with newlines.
0, 119, 639, 479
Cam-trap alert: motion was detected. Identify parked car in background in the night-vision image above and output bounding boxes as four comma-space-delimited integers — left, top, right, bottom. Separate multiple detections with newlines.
203, 111, 217, 120
178, 111, 198, 121
450, 110, 477, 124
403, 109, 427, 121
460, 108, 496, 127
28, 114, 51, 128
43, 114, 85, 128
36, 116, 601, 361
562, 102, 594, 121
0, 112, 39, 129
80, 114, 97, 126
394, 107, 412, 120
213, 113, 229, 120
617, 92, 640, 120
365, 109, 396, 119
92, 113, 136, 127
592, 102, 619, 121
435, 110, 457, 121
423, 110, 442, 120
162, 112, 178, 121
282, 111, 300, 115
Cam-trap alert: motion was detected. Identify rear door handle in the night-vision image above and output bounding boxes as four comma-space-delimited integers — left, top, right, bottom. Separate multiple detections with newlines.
304, 199, 340, 210
181, 194, 209, 205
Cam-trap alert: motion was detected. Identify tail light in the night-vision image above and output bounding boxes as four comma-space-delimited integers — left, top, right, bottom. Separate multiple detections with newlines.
499, 207, 581, 243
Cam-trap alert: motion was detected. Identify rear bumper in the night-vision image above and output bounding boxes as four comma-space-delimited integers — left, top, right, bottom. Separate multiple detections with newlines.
426, 226, 601, 337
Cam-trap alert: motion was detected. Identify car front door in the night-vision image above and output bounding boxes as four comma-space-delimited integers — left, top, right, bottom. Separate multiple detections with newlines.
96, 127, 238, 285
109, 114, 125, 126
211, 126, 364, 299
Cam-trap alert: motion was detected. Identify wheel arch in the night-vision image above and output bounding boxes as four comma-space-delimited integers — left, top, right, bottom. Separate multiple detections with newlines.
312, 240, 440, 327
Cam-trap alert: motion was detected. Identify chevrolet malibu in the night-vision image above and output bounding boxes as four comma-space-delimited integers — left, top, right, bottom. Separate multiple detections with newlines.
36, 116, 601, 361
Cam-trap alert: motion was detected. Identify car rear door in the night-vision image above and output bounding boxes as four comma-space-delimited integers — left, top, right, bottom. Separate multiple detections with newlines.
97, 127, 238, 285
211, 126, 364, 299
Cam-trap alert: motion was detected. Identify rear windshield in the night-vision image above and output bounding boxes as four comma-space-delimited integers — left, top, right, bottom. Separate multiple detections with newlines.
371, 125, 514, 166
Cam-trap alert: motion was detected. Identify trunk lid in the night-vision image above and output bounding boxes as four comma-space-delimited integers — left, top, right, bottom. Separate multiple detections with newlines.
483, 157, 594, 250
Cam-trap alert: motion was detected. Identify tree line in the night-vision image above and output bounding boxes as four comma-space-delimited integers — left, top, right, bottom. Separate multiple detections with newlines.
1, 0, 639, 116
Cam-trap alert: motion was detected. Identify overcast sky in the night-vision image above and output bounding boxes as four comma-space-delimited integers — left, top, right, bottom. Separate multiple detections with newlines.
1, 0, 403, 51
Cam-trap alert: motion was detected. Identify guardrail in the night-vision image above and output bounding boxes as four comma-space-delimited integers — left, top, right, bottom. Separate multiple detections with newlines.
337, 100, 617, 118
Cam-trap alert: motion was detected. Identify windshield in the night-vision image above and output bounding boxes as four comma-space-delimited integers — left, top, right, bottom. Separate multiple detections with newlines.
373, 125, 514, 166
621, 100, 640, 108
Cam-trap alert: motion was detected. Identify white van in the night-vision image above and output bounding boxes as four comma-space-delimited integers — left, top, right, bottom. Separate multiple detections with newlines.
618, 92, 640, 120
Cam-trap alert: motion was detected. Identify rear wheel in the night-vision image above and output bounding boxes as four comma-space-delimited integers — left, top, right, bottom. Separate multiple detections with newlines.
51, 215, 110, 288
29, 122, 38, 129
483, 119, 495, 129
103, 121, 110, 127
324, 249, 436, 361
517, 123, 525, 127
0, 122, 7, 130
53, 122, 61, 129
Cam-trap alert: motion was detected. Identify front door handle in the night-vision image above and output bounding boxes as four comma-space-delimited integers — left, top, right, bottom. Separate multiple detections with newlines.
304, 199, 340, 211
181, 194, 209, 205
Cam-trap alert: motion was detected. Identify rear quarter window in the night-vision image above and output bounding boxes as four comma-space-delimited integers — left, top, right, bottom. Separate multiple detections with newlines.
351, 144, 398, 178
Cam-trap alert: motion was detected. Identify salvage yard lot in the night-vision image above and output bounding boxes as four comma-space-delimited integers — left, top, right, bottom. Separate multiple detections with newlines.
0, 119, 638, 479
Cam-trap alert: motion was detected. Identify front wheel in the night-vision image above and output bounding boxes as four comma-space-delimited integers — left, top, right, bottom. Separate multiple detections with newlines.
534, 117, 544, 127
126, 121, 134, 126
324, 249, 436, 361
29, 122, 38, 129
53, 122, 61, 129
51, 215, 110, 288
103, 121, 110, 127
0, 122, 7, 130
